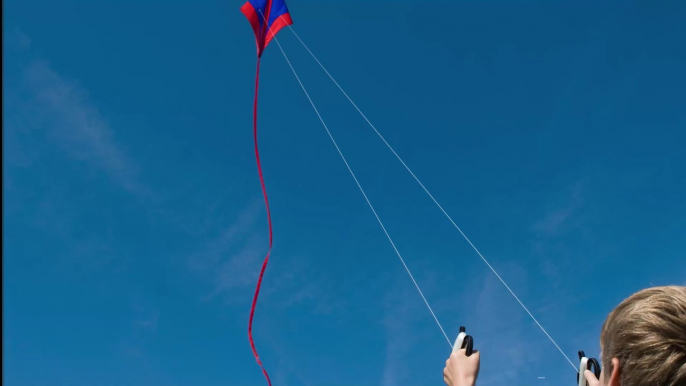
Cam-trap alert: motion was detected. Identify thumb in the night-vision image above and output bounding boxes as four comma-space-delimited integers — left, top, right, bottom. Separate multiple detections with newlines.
584, 370, 600, 386
470, 350, 480, 361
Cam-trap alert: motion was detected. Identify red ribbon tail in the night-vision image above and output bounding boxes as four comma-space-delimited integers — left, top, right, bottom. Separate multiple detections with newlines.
247, 56, 274, 386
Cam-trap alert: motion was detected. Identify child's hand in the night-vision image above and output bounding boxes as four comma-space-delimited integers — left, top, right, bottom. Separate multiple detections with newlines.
443, 349, 480, 386
583, 370, 600, 386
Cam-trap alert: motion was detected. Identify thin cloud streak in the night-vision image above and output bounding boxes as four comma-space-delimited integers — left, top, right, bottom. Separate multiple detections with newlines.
22, 58, 153, 199
531, 182, 584, 237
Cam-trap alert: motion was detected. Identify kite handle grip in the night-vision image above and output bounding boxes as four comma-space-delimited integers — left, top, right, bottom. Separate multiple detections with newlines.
452, 326, 474, 356
577, 350, 601, 386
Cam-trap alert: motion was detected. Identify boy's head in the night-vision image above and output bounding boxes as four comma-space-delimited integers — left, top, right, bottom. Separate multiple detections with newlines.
598, 285, 686, 386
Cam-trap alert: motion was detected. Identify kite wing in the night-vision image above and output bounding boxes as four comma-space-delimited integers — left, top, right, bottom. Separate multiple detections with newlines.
241, 0, 293, 57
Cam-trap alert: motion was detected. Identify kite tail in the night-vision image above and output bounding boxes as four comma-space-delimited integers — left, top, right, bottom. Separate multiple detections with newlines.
248, 56, 274, 386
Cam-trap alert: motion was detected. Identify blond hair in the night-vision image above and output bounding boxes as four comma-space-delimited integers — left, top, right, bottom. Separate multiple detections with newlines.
600, 285, 686, 386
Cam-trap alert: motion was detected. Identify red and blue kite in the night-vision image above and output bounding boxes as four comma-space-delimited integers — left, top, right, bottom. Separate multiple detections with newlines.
241, 0, 293, 57
241, 1, 293, 385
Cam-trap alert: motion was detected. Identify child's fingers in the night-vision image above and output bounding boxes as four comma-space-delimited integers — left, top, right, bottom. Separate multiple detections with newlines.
584, 370, 600, 386
450, 349, 467, 360
450, 348, 479, 359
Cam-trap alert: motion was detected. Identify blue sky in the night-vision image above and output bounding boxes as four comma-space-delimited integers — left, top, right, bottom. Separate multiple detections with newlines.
3, 1, 686, 385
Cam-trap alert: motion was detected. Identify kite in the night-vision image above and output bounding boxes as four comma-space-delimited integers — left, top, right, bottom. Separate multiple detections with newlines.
241, 0, 293, 58
241, 1, 293, 385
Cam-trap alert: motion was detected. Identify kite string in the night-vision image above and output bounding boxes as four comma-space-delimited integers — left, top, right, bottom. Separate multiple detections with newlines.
286, 26, 578, 372
269, 33, 453, 348
247, 55, 274, 386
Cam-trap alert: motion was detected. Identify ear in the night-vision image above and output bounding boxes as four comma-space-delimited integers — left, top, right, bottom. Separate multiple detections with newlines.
607, 358, 622, 386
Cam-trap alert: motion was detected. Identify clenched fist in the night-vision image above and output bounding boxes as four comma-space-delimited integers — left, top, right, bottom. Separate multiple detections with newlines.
443, 349, 480, 386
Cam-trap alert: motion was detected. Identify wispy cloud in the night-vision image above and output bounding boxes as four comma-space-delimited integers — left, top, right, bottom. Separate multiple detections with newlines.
189, 200, 332, 313
189, 201, 263, 270
124, 296, 160, 350
209, 232, 266, 301
21, 59, 153, 198
189, 201, 264, 301
531, 182, 584, 237
470, 268, 542, 386
131, 304, 160, 332
379, 271, 444, 386
5, 28, 152, 200
529, 180, 589, 296
3, 30, 148, 281
119, 300, 175, 385
381, 286, 422, 386
6, 27, 32, 49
